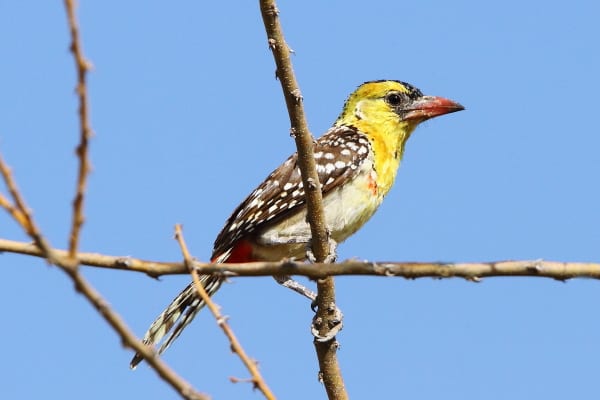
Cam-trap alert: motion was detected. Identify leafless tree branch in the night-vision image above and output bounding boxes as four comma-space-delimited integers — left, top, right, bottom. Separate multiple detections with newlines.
258, 2, 347, 397
64, 0, 94, 260
174, 225, 277, 400
0, 166, 208, 400
3, 238, 598, 281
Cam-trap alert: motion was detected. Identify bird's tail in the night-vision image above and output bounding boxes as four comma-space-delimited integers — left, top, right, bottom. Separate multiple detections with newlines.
130, 274, 222, 369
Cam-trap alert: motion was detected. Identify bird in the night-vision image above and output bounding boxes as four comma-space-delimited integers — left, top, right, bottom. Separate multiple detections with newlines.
130, 80, 464, 368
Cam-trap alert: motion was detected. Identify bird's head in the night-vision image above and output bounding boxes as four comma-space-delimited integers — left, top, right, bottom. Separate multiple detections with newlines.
335, 80, 464, 136
334, 80, 464, 195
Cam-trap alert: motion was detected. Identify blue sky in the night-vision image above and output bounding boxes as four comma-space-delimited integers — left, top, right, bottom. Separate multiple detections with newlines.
1, 1, 599, 399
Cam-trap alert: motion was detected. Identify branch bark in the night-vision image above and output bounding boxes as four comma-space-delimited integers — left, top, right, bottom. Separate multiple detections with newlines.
64, 0, 94, 260
0, 4, 210, 398
174, 225, 276, 400
259, 2, 346, 397
0, 183, 208, 400
2, 238, 600, 281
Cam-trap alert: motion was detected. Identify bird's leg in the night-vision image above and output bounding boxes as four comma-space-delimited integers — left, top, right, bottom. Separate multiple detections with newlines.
273, 275, 316, 301
269, 234, 343, 341
266, 234, 320, 302
306, 236, 343, 342
258, 233, 314, 302
270, 234, 338, 303
305, 235, 338, 264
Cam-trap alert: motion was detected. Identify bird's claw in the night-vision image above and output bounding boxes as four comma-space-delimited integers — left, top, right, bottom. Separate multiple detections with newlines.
305, 237, 338, 263
311, 301, 343, 342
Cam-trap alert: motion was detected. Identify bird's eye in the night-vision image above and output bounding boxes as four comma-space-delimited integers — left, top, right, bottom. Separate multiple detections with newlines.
385, 92, 403, 106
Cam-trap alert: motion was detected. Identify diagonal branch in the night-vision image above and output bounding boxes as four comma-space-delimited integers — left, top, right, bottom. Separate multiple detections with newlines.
258, 1, 347, 398
0, 4, 209, 398
258, 1, 329, 262
64, 0, 93, 259
62, 264, 210, 400
0, 168, 208, 400
174, 225, 277, 400
0, 155, 57, 262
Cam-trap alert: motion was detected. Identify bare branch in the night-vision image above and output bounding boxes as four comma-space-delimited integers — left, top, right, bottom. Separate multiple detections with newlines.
0, 193, 28, 228
0, 238, 182, 275
61, 263, 210, 400
0, 155, 58, 263
174, 225, 277, 400
64, 0, 94, 259
259, 1, 346, 397
2, 238, 600, 281
0, 168, 208, 400
0, 6, 209, 396
258, 1, 329, 262
0, 204, 206, 398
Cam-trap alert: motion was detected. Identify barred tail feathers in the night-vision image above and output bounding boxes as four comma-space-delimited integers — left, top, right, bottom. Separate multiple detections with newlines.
130, 275, 222, 369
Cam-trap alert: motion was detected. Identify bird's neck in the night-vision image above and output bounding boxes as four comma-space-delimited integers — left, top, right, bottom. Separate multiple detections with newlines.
338, 115, 416, 196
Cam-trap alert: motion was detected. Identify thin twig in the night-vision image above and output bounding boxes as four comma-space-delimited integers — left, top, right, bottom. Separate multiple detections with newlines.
63, 265, 209, 400
64, 0, 93, 259
0, 5, 208, 396
0, 193, 28, 228
0, 155, 57, 262
174, 225, 277, 400
0, 181, 207, 399
258, 1, 347, 398
3, 238, 600, 281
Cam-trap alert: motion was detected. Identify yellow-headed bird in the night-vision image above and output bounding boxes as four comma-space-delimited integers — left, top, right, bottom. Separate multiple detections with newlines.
131, 80, 464, 368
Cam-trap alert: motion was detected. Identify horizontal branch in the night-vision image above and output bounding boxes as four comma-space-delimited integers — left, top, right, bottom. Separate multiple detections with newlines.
1, 238, 598, 281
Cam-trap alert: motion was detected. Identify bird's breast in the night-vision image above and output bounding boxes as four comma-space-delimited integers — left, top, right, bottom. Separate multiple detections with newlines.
251, 161, 382, 261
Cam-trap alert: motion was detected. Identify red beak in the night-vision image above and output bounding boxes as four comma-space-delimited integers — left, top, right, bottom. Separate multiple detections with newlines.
404, 96, 464, 121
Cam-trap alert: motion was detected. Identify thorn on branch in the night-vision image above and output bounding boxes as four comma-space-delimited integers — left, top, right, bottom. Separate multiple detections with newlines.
291, 88, 303, 103
526, 264, 541, 273
317, 371, 324, 383
527, 259, 544, 274
263, 4, 279, 17
306, 177, 318, 190
115, 256, 132, 267
373, 262, 395, 276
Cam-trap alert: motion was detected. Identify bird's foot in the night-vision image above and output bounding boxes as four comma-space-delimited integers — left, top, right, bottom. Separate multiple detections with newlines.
306, 236, 338, 263
311, 300, 344, 342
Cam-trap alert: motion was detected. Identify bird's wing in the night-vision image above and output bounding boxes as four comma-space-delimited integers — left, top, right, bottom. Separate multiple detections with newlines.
211, 125, 372, 260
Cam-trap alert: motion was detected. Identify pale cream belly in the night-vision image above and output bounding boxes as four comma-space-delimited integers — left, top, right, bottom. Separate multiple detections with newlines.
251, 168, 382, 261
